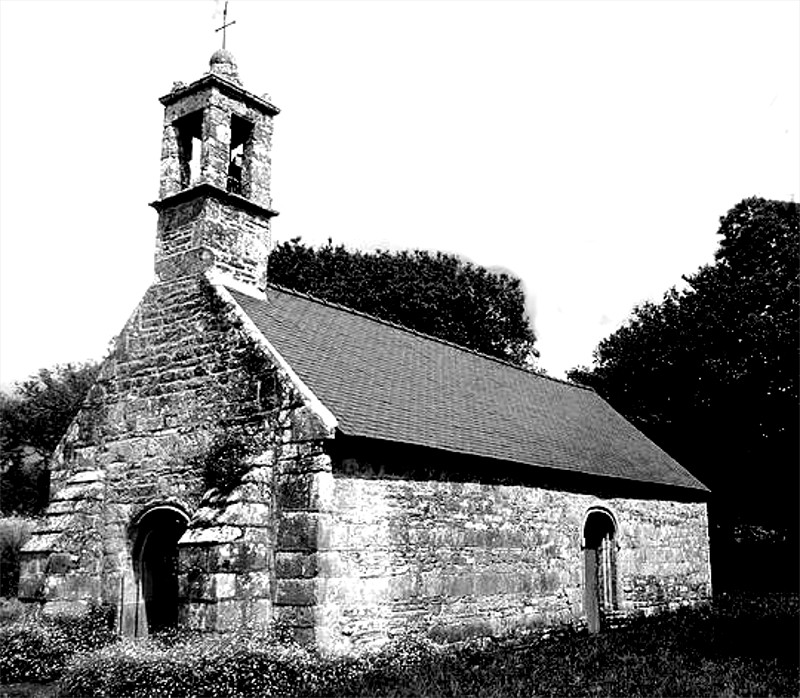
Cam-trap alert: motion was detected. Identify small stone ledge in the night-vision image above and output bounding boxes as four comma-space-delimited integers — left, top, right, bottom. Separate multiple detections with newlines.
216, 502, 271, 526
180, 525, 244, 544
51, 482, 104, 502
69, 469, 106, 484
21, 533, 62, 553
223, 480, 272, 504
41, 600, 93, 619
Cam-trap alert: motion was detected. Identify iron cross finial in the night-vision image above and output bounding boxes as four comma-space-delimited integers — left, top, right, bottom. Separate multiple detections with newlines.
215, 0, 236, 50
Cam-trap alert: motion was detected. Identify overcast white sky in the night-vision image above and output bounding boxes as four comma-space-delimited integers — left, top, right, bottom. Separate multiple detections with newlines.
1, 0, 798, 388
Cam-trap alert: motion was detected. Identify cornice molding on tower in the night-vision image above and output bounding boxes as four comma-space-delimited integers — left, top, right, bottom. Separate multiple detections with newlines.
159, 74, 279, 116
149, 182, 279, 219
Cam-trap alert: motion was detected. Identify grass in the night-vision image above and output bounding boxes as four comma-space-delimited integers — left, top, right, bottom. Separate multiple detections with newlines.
306, 592, 799, 697
4, 592, 798, 697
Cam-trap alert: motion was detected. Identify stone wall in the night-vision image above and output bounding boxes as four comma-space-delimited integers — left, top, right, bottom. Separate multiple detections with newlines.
17, 272, 710, 648
18, 276, 332, 638
313, 464, 711, 653
179, 406, 333, 637
154, 195, 272, 289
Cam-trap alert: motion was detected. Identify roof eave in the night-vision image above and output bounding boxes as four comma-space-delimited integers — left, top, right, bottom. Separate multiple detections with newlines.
332, 429, 710, 498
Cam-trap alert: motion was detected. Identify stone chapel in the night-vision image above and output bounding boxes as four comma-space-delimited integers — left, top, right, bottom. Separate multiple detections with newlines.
19, 49, 711, 653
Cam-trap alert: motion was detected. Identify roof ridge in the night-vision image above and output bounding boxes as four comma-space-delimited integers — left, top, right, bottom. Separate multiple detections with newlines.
262, 282, 592, 393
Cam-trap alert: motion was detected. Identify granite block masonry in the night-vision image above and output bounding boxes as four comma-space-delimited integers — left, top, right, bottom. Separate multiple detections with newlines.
18, 48, 711, 652
315, 472, 710, 652
17, 273, 335, 638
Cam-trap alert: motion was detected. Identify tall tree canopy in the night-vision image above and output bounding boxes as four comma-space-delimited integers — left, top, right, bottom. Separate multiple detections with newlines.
568, 198, 799, 532
0, 362, 98, 515
269, 239, 538, 367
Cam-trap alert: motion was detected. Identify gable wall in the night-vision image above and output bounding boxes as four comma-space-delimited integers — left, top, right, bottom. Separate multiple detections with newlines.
313, 461, 711, 653
18, 277, 326, 635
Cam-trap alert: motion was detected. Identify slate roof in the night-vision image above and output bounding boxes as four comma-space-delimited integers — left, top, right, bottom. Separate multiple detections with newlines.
228, 285, 708, 492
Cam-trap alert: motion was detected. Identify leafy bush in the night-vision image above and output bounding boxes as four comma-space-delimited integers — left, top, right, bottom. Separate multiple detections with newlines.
0, 517, 32, 597
0, 597, 25, 623
0, 361, 99, 516
60, 632, 314, 697
59, 595, 799, 697
0, 604, 115, 683
0, 617, 71, 683
61, 632, 448, 698
200, 430, 256, 495
269, 239, 539, 367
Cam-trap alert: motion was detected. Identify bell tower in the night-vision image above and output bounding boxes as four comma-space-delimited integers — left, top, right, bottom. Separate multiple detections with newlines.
150, 49, 279, 290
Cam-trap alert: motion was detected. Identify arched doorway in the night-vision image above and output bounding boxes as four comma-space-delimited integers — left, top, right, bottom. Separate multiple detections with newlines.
131, 506, 188, 635
583, 508, 617, 634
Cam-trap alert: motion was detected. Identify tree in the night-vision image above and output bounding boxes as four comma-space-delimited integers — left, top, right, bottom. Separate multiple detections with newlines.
568, 198, 799, 535
269, 239, 539, 367
0, 362, 99, 515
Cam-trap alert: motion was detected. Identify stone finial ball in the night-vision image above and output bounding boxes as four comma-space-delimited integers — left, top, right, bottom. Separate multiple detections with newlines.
210, 48, 237, 68
209, 49, 241, 82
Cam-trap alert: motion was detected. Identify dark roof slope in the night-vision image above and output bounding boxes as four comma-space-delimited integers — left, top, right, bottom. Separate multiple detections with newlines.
229, 285, 707, 492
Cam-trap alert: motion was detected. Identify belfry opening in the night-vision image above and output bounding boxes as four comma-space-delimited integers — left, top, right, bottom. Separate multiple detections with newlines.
228, 114, 253, 195
175, 110, 203, 189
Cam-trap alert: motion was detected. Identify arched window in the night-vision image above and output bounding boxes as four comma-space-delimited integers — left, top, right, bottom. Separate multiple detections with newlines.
130, 506, 188, 635
582, 508, 618, 633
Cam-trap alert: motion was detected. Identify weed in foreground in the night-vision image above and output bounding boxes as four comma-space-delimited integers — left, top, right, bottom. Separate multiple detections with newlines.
49, 592, 800, 697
